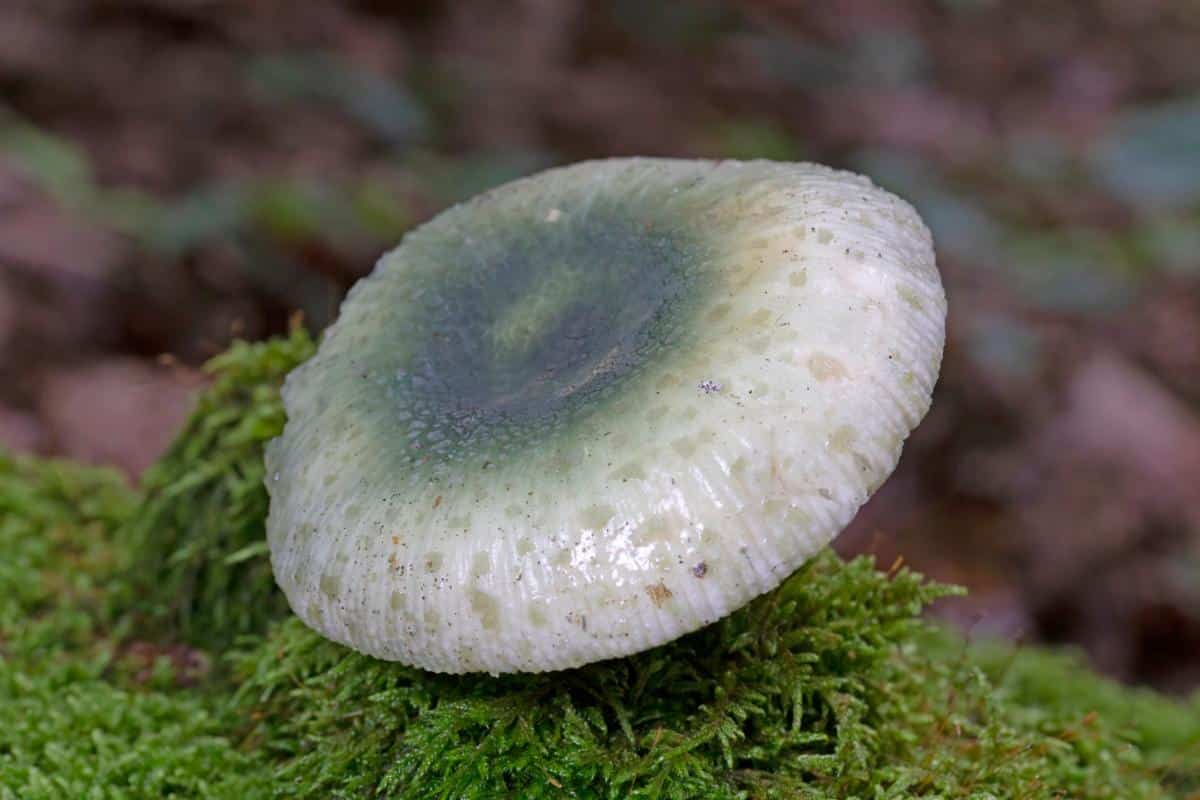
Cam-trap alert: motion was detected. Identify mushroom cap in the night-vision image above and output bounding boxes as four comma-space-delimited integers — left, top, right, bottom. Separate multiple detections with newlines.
265, 158, 945, 674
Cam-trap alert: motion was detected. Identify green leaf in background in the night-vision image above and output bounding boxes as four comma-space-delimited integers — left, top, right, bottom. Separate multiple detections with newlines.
1004, 230, 1139, 313
408, 149, 557, 206
0, 110, 161, 236
1091, 96, 1200, 212
609, 0, 736, 50
966, 312, 1044, 380
249, 180, 329, 243
848, 30, 929, 87
749, 35, 850, 90
710, 118, 803, 162
1005, 130, 1076, 186
1137, 216, 1200, 277
248, 52, 429, 147
349, 177, 411, 241
0, 114, 95, 210
145, 184, 252, 256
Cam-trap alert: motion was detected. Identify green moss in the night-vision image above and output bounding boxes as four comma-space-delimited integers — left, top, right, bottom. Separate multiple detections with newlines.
116, 324, 315, 648
0, 658, 271, 800
228, 555, 1199, 799
0, 452, 136, 662
2, 332, 1199, 798
966, 640, 1200, 795
0, 452, 269, 800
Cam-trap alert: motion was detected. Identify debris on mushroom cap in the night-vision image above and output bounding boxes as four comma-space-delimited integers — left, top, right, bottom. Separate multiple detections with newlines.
264, 158, 946, 674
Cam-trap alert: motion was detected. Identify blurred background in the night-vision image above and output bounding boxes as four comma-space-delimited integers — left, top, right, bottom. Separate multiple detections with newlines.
1, 0, 1198, 692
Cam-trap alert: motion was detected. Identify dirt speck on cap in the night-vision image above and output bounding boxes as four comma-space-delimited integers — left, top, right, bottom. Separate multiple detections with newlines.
645, 581, 673, 607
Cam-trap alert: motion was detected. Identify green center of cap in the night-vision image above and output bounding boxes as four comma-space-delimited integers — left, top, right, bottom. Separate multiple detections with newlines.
313, 172, 724, 472
408, 209, 706, 418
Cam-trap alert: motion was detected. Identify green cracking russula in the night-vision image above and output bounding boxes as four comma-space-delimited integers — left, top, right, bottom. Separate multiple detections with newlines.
265, 158, 946, 674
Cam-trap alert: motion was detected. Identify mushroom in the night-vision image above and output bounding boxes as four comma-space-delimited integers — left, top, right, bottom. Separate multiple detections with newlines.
265, 158, 945, 674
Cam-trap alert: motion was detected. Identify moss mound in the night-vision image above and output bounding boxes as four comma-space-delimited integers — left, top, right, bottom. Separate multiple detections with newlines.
228, 554, 1200, 799
116, 325, 314, 648
1, 335, 1198, 798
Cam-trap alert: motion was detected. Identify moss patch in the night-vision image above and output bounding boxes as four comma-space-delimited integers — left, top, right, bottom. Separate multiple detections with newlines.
1, 333, 1198, 798
115, 324, 315, 649
227, 555, 1200, 799
0, 452, 135, 661
0, 453, 269, 800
